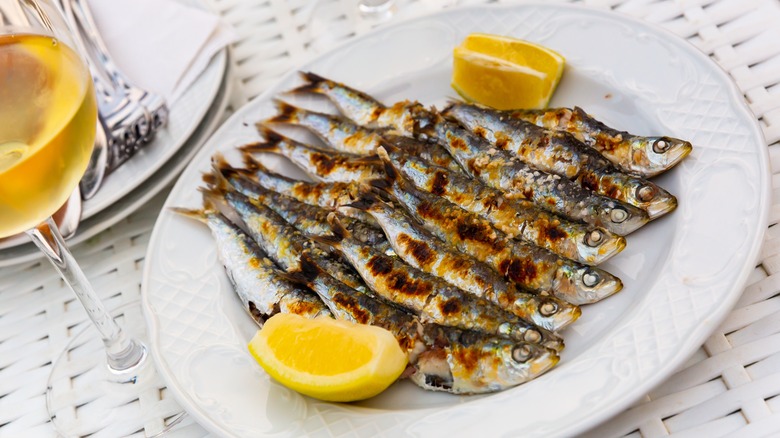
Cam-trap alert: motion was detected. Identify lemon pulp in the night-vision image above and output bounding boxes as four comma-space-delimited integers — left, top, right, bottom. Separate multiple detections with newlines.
248, 313, 407, 402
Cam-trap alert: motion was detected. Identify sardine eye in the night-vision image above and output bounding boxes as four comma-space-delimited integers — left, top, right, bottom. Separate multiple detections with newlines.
539, 301, 559, 317
583, 270, 601, 287
637, 185, 656, 202
524, 329, 542, 343
653, 137, 671, 153
585, 230, 603, 247
512, 345, 533, 363
610, 208, 628, 223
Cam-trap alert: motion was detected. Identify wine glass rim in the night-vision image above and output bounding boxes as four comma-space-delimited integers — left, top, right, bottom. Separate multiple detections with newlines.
0, 24, 56, 37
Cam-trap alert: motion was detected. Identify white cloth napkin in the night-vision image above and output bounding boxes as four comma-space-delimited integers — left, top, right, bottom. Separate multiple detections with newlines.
87, 0, 237, 104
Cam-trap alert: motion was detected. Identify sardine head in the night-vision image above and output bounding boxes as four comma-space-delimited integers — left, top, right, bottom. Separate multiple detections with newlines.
497, 342, 559, 386
626, 179, 678, 220
554, 265, 623, 305
514, 295, 581, 333
576, 228, 627, 265
594, 202, 650, 236
631, 136, 692, 177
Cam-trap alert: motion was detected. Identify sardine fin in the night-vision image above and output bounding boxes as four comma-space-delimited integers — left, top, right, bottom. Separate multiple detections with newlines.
325, 212, 351, 241
344, 189, 383, 212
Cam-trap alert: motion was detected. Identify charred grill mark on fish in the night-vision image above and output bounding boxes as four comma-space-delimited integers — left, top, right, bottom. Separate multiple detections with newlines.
443, 103, 678, 219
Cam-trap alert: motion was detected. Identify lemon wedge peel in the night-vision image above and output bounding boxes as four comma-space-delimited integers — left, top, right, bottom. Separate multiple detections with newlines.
452, 33, 566, 110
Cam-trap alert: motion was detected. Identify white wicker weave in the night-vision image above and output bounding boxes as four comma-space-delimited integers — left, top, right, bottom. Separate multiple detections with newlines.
2, 0, 780, 436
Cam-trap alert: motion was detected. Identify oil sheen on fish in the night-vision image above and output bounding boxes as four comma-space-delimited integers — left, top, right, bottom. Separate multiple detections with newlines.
242, 126, 383, 183
289, 71, 409, 129
413, 322, 558, 393
443, 103, 677, 219
410, 106, 650, 235
363, 162, 623, 305
316, 214, 563, 351
509, 106, 692, 178
352, 183, 579, 332
265, 99, 386, 155
382, 133, 463, 174
209, 158, 391, 253
239, 154, 375, 224
268, 90, 463, 174
216, 187, 371, 296
286, 77, 650, 235
378, 144, 626, 265
173, 208, 331, 325
296, 254, 559, 394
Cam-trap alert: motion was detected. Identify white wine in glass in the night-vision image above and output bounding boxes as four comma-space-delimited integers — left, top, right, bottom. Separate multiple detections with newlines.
0, 0, 183, 435
0, 32, 95, 235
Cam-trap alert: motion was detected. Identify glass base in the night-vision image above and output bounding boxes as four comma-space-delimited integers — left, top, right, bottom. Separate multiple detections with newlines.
46, 301, 186, 437
306, 0, 460, 55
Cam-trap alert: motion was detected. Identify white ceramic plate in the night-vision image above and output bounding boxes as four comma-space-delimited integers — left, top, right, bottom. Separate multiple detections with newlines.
142, 4, 770, 437
0, 56, 231, 268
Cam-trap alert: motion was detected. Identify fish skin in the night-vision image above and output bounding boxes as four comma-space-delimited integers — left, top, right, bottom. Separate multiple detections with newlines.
173, 208, 331, 325
443, 103, 677, 219
265, 99, 386, 155
286, 73, 420, 139
510, 106, 692, 178
296, 253, 559, 394
354, 183, 580, 332
365, 155, 622, 306
295, 252, 426, 360
219, 188, 371, 296
382, 133, 464, 174
413, 323, 558, 394
318, 214, 563, 351
243, 126, 384, 183
379, 144, 626, 265
209, 160, 392, 254
288, 71, 388, 127
410, 105, 650, 236
268, 89, 464, 175
285, 74, 653, 233
240, 154, 376, 225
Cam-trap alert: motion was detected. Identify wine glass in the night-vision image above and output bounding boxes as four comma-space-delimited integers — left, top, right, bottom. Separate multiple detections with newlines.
306, 0, 460, 54
0, 1, 183, 435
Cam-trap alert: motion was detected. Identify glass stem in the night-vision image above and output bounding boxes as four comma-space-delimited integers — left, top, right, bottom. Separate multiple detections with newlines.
27, 217, 146, 376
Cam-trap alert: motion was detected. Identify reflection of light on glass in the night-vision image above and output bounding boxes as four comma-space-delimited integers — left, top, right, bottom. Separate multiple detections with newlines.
306, 0, 461, 55
358, 0, 395, 21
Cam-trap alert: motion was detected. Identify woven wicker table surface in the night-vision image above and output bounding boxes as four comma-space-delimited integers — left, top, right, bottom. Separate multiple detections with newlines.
2, 0, 780, 436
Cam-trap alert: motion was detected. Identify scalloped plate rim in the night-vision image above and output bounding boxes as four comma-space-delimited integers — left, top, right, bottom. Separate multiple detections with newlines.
142, 3, 770, 437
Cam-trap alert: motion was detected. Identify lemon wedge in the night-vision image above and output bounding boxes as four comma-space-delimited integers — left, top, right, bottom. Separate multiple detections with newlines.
248, 313, 407, 402
452, 33, 565, 109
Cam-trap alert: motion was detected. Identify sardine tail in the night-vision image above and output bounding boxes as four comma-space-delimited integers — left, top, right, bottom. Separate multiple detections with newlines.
240, 125, 284, 154
241, 152, 266, 172
203, 154, 234, 190
265, 99, 299, 124
197, 185, 228, 211
238, 140, 280, 155
286, 71, 327, 96
170, 207, 207, 223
